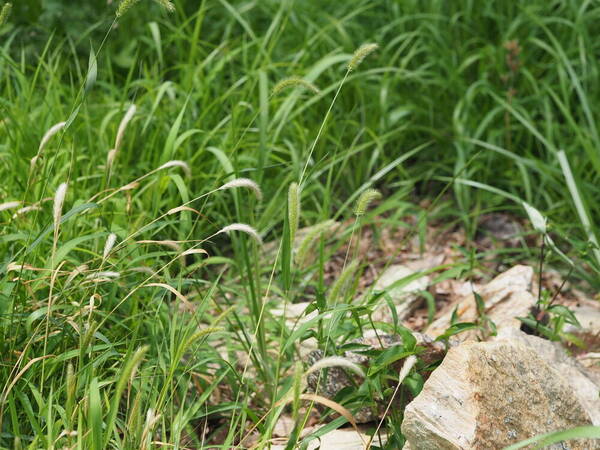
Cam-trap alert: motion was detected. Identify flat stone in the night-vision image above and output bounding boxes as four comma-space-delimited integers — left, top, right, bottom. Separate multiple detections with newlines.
426, 265, 535, 340
271, 427, 386, 449
371, 264, 429, 323
401, 339, 597, 449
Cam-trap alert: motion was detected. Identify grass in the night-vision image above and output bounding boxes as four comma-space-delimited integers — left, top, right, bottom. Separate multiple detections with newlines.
0, 0, 599, 448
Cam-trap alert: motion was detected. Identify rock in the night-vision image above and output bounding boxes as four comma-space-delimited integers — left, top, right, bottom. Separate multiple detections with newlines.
272, 414, 296, 438
496, 328, 600, 425
271, 427, 386, 449
426, 265, 535, 340
401, 339, 597, 449
476, 213, 522, 247
371, 264, 429, 323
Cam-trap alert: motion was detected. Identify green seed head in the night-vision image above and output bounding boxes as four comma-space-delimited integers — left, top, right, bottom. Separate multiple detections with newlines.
288, 182, 300, 241
155, 0, 175, 12
295, 220, 335, 267
116, 0, 140, 18
273, 77, 320, 95
354, 188, 381, 216
0, 3, 12, 27
348, 43, 378, 71
326, 259, 360, 305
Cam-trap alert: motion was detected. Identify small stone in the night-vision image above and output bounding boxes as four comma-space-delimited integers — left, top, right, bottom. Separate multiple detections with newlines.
426, 265, 536, 340
271, 427, 386, 449
371, 264, 429, 323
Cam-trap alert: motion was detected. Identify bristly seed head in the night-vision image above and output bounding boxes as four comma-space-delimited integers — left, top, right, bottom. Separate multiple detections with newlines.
354, 188, 381, 216
103, 233, 117, 261
0, 201, 20, 212
273, 77, 320, 95
118, 0, 174, 18
218, 178, 262, 201
106, 149, 117, 171
155, 0, 175, 12
305, 356, 366, 379
287, 182, 300, 240
157, 160, 192, 177
348, 43, 378, 71
326, 259, 360, 305
295, 220, 335, 267
12, 205, 41, 219
39, 121, 67, 153
53, 183, 68, 232
116, 0, 141, 18
115, 104, 137, 151
218, 223, 262, 244
0, 3, 12, 27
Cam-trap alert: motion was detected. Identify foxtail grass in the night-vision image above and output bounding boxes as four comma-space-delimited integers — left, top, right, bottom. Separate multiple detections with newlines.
0, 2, 11, 26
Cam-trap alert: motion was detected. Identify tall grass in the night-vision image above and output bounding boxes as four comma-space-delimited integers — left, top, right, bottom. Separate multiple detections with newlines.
0, 0, 598, 448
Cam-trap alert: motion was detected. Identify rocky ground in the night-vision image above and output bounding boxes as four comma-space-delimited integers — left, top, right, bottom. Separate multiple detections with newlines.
267, 214, 600, 449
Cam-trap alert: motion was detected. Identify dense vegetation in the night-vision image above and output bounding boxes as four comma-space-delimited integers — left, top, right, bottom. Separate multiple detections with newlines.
1, 0, 598, 448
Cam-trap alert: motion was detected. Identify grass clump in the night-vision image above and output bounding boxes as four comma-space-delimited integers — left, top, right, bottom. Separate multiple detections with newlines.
0, 1, 599, 448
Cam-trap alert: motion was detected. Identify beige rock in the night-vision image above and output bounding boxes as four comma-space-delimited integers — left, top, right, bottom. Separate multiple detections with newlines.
401, 340, 596, 449
426, 265, 535, 340
272, 414, 296, 438
271, 427, 386, 449
371, 264, 429, 322
496, 328, 600, 425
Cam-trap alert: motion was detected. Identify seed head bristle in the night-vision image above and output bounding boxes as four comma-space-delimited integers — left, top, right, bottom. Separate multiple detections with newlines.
6, 262, 36, 272
218, 223, 262, 244
273, 77, 320, 95
295, 220, 335, 267
103, 233, 117, 260
116, 0, 141, 17
157, 160, 192, 177
137, 240, 183, 252
167, 205, 201, 216
65, 264, 89, 287
398, 355, 417, 385
218, 178, 262, 201
287, 182, 300, 240
0, 3, 12, 27
180, 248, 209, 257
305, 356, 366, 379
12, 205, 41, 219
326, 259, 360, 305
86, 271, 120, 280
348, 43, 378, 71
354, 188, 381, 216
0, 201, 20, 212
115, 104, 137, 151
106, 149, 117, 171
39, 121, 67, 153
30, 156, 39, 172
53, 183, 68, 233
155, 0, 175, 12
